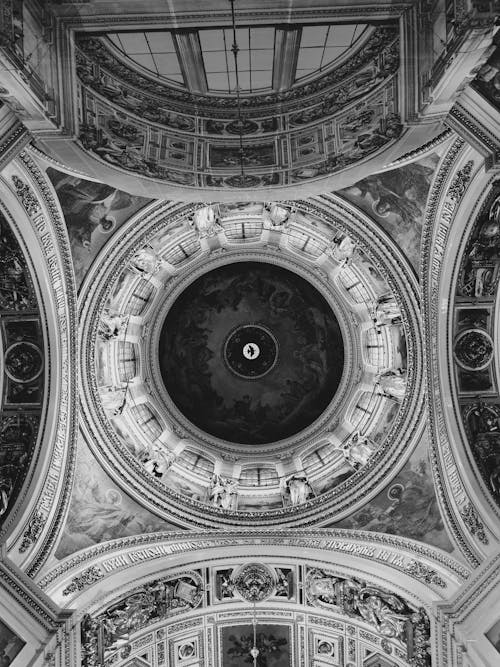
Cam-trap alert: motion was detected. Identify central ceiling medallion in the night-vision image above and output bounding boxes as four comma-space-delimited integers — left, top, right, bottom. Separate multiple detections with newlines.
224, 324, 279, 379
159, 261, 344, 445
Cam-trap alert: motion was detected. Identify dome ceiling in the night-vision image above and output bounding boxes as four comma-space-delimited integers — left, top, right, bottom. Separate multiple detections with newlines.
159, 261, 344, 445
79, 197, 423, 526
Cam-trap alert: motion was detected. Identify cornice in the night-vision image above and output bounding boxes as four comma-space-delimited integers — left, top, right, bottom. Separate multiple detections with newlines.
38, 528, 470, 596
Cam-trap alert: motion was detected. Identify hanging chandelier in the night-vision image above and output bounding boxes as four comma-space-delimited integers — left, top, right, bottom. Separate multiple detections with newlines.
228, 0, 250, 186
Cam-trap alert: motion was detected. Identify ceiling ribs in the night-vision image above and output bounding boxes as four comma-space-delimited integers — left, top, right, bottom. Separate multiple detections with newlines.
172, 29, 208, 94
272, 25, 302, 92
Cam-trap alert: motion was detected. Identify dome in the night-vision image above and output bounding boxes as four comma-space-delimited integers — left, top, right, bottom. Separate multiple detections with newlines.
159, 261, 345, 445
81, 198, 422, 525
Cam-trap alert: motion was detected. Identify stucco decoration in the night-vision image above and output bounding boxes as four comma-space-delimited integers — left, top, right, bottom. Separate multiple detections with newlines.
80, 570, 203, 666
76, 559, 431, 667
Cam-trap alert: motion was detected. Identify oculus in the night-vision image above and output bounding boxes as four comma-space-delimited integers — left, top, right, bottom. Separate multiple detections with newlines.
224, 324, 279, 379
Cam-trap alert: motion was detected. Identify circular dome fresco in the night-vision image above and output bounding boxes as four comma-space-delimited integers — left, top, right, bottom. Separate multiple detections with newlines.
159, 262, 344, 445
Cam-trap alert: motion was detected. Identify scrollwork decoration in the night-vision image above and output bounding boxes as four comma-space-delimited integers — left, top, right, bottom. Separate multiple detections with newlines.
460, 501, 488, 544
11, 175, 41, 216
62, 566, 104, 596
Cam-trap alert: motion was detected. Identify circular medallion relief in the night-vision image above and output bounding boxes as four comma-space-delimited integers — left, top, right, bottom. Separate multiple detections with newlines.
4, 342, 44, 383
454, 328, 493, 370
159, 262, 344, 445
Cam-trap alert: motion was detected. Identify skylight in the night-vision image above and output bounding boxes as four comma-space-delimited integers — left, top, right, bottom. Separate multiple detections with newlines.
108, 32, 184, 85
295, 24, 368, 82
104, 23, 370, 95
199, 27, 275, 93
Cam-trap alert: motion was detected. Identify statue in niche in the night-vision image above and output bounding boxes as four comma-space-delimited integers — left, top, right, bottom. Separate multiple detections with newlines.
191, 206, 222, 238
281, 474, 313, 506
275, 568, 294, 598
468, 401, 500, 434
141, 443, 176, 478
372, 294, 401, 325
0, 466, 15, 516
326, 234, 356, 266
215, 570, 235, 599
263, 202, 291, 229
98, 311, 129, 341
490, 465, 500, 498
100, 386, 128, 414
342, 431, 377, 468
351, 587, 408, 639
306, 568, 339, 604
377, 368, 407, 400
209, 474, 238, 510
130, 246, 163, 275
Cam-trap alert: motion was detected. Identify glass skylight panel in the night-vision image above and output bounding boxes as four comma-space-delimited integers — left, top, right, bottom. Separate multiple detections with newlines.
144, 31, 176, 53
199, 26, 274, 92
300, 25, 329, 47
115, 32, 149, 54
107, 31, 184, 86
154, 53, 181, 77
199, 29, 224, 52
295, 23, 369, 83
128, 53, 156, 72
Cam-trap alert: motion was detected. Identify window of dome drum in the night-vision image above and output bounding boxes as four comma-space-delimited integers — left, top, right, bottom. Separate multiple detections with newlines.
159, 262, 344, 445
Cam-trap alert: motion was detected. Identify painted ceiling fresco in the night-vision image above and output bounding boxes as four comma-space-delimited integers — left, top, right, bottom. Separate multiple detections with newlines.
330, 430, 454, 553
159, 262, 344, 444
47, 167, 151, 289
338, 153, 441, 273
55, 438, 181, 560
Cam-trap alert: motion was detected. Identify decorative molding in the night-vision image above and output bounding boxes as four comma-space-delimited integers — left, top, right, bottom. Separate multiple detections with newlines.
62, 567, 104, 596
460, 502, 489, 545
19, 511, 46, 553
38, 529, 470, 594
448, 160, 474, 201
8, 149, 79, 578
404, 561, 447, 589
420, 137, 485, 566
